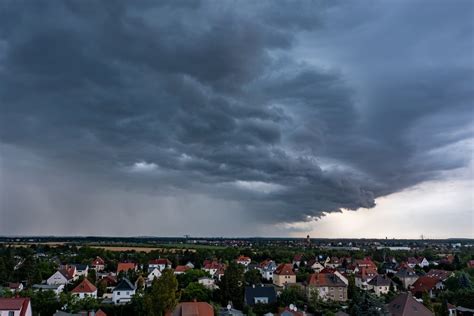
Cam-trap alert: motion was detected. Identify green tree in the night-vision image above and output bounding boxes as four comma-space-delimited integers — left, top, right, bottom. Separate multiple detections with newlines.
218, 262, 245, 309
182, 282, 212, 302
145, 269, 180, 316
278, 285, 305, 308
422, 292, 433, 312
350, 291, 386, 316
244, 269, 262, 285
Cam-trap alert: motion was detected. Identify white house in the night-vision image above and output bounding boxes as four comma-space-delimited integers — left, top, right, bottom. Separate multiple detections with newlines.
32, 284, 65, 296
113, 278, 136, 304
71, 279, 97, 299
198, 277, 218, 290
74, 264, 89, 278
310, 262, 325, 273
236, 256, 252, 267
47, 268, 75, 285
185, 262, 195, 269
147, 268, 162, 285
258, 260, 277, 281
148, 259, 171, 272
0, 297, 32, 316
367, 275, 393, 296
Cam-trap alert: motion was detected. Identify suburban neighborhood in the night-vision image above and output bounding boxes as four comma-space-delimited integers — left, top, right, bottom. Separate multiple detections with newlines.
0, 237, 473, 316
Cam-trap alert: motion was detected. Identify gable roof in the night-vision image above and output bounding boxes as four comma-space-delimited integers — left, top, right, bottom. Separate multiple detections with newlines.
114, 278, 136, 291
395, 267, 417, 278
410, 276, 439, 294
307, 273, 347, 287
175, 265, 191, 273
425, 269, 452, 281
59, 267, 75, 280
245, 285, 277, 304
117, 262, 136, 273
149, 258, 171, 265
71, 278, 97, 293
96, 309, 107, 316
275, 263, 295, 276
169, 302, 214, 316
368, 275, 392, 287
92, 256, 105, 266
0, 297, 30, 311
386, 292, 433, 316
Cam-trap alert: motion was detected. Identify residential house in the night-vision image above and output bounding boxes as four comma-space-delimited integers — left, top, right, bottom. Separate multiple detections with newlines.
117, 262, 137, 274
7, 283, 23, 293
244, 285, 277, 306
147, 268, 162, 285
326, 257, 342, 269
71, 279, 97, 299
308, 261, 325, 273
32, 284, 65, 296
386, 292, 434, 316
273, 264, 296, 287
198, 277, 218, 290
185, 262, 195, 269
74, 264, 89, 278
0, 297, 32, 316
219, 307, 243, 316
395, 267, 419, 289
167, 302, 214, 316
236, 256, 252, 267
292, 254, 303, 268
306, 272, 348, 302
367, 275, 393, 296
203, 261, 226, 279
47, 267, 76, 285
354, 257, 377, 273
467, 260, 474, 268
258, 260, 277, 281
148, 259, 172, 272
355, 266, 378, 290
91, 257, 105, 271
112, 278, 136, 304
410, 276, 439, 298
174, 265, 191, 275
425, 269, 452, 289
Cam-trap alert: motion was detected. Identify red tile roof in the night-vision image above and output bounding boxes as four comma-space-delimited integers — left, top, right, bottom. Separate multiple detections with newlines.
410, 276, 438, 294
92, 256, 105, 266
96, 309, 107, 316
425, 269, 452, 281
72, 278, 97, 293
149, 258, 171, 265
168, 302, 214, 316
236, 255, 251, 262
117, 262, 136, 273
0, 298, 30, 316
175, 265, 191, 273
307, 273, 346, 287
275, 263, 295, 276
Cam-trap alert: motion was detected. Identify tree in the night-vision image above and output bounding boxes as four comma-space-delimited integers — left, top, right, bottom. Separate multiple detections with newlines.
182, 282, 212, 302
145, 269, 180, 316
422, 292, 433, 312
244, 269, 262, 285
278, 285, 305, 308
350, 291, 387, 316
218, 262, 245, 309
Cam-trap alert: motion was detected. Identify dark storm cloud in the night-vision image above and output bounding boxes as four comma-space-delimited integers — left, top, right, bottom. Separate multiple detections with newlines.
0, 0, 473, 234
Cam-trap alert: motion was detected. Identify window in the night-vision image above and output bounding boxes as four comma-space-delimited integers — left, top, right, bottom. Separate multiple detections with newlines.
9, 312, 15, 316
117, 292, 121, 295
126, 291, 129, 295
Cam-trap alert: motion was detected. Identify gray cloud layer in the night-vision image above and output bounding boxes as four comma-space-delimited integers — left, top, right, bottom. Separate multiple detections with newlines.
0, 0, 473, 235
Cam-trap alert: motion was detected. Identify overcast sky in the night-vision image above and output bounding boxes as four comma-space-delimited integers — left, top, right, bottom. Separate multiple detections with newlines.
0, 0, 473, 238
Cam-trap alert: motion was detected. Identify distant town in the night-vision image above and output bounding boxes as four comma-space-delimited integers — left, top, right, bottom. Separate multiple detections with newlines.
0, 236, 473, 316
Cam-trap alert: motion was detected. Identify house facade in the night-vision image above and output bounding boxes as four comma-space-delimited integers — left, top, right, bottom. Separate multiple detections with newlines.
273, 264, 296, 287
112, 278, 136, 304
